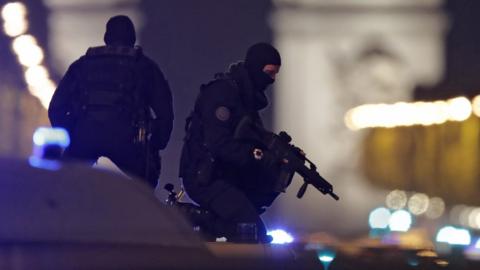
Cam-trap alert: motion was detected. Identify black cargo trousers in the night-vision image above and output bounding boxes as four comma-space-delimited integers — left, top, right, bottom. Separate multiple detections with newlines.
64, 113, 160, 188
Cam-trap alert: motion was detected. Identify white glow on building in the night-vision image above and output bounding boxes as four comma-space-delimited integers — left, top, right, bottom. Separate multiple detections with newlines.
345, 97, 473, 130
369, 207, 391, 229
389, 210, 412, 232
1, 2, 27, 37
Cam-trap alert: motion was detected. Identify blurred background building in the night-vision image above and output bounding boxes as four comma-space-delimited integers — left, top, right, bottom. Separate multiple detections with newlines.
2, 0, 480, 240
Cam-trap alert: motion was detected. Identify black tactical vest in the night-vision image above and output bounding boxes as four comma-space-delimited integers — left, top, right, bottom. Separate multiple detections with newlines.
77, 46, 143, 119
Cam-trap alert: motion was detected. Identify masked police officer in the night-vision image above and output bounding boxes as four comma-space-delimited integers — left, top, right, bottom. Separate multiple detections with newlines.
48, 15, 174, 188
179, 43, 282, 243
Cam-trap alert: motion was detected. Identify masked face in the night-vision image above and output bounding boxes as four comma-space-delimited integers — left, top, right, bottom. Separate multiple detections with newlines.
249, 64, 281, 91
244, 43, 281, 91
263, 64, 280, 81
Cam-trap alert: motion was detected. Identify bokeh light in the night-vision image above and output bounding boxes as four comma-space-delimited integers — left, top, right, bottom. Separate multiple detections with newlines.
267, 229, 294, 244
386, 190, 408, 210
389, 210, 412, 232
12, 34, 44, 67
472, 95, 480, 117
1, 2, 27, 37
436, 226, 471, 246
425, 197, 445, 219
369, 207, 391, 229
447, 97, 472, 121
408, 193, 430, 216
345, 96, 474, 130
1, 2, 57, 110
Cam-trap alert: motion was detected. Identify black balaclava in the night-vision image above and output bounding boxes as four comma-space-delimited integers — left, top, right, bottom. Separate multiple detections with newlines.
244, 43, 281, 91
103, 15, 136, 47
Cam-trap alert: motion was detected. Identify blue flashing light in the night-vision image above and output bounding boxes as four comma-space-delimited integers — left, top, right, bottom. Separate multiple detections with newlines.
28, 156, 61, 171
267, 229, 294, 244
33, 127, 70, 148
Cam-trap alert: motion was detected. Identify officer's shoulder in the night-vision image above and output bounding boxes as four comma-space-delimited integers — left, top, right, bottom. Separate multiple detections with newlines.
85, 45, 140, 58
201, 78, 239, 98
65, 56, 86, 72
138, 52, 166, 73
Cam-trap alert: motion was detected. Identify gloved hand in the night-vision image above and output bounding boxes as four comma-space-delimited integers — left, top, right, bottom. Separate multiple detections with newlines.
252, 148, 283, 169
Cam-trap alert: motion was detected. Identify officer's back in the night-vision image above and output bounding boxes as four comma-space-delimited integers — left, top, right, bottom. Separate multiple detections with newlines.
48, 15, 174, 188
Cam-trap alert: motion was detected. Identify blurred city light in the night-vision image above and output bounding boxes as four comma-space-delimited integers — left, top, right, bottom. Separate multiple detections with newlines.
408, 193, 430, 216
416, 250, 438, 258
472, 95, 480, 117
389, 210, 412, 232
25, 65, 49, 86
459, 207, 475, 227
318, 254, 334, 262
447, 97, 472, 121
345, 96, 473, 130
450, 205, 467, 224
369, 207, 391, 229
1, 2, 57, 110
467, 208, 480, 229
386, 190, 408, 210
425, 197, 445, 219
12, 34, 44, 67
434, 260, 449, 267
267, 229, 294, 244
436, 226, 471, 246
317, 250, 336, 270
28, 81, 56, 108
1, 2, 27, 37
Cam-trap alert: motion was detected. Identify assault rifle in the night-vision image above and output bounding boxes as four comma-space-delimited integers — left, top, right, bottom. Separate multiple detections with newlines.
234, 116, 339, 201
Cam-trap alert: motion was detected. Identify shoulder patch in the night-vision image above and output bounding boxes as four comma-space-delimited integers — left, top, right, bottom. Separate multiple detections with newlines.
215, 106, 231, 122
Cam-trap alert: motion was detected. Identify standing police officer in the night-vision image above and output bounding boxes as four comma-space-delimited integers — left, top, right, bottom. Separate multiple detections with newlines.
179, 43, 282, 242
48, 15, 174, 188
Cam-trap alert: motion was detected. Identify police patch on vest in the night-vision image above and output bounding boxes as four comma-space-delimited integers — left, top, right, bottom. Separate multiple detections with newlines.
215, 106, 231, 122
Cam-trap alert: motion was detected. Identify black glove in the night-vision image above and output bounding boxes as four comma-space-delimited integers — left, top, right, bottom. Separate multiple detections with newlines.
252, 148, 280, 170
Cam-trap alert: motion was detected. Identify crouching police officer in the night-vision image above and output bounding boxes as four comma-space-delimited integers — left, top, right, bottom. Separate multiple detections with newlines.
48, 15, 174, 188
179, 43, 283, 243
